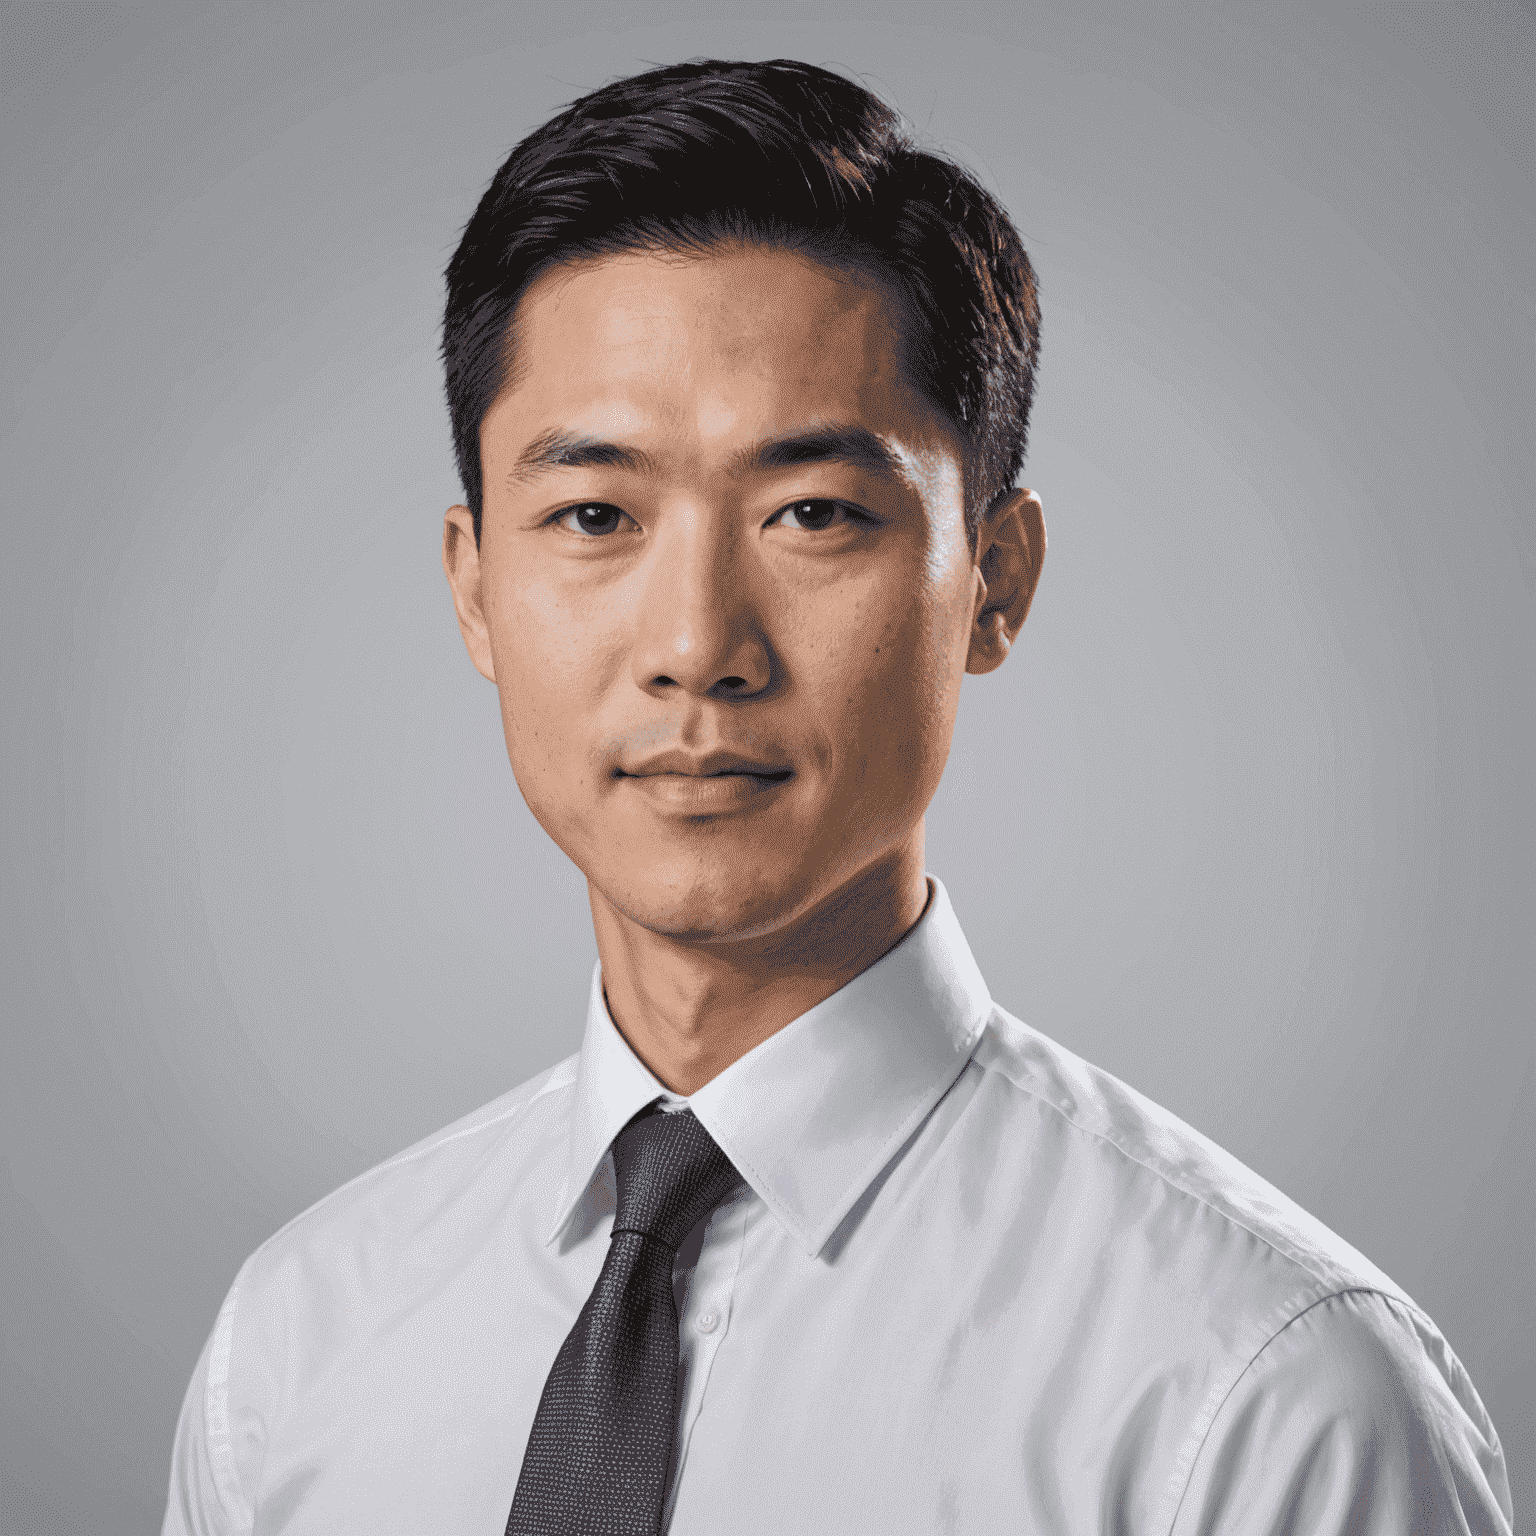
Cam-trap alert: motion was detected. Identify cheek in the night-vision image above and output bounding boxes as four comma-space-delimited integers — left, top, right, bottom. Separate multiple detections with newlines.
487, 580, 619, 770
824, 575, 969, 783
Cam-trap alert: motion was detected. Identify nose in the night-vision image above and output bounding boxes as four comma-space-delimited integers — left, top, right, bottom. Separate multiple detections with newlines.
630, 510, 773, 700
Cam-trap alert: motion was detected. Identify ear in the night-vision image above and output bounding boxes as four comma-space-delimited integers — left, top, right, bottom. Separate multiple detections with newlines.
442, 504, 497, 683
965, 488, 1045, 676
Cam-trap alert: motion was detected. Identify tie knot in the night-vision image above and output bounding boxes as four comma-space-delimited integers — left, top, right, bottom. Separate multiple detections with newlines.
609, 1106, 742, 1254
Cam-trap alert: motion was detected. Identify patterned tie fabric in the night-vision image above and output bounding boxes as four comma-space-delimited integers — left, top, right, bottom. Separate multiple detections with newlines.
506, 1105, 743, 1536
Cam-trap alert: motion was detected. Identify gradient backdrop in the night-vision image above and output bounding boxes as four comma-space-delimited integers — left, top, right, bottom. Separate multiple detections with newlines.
3, 2, 1532, 1530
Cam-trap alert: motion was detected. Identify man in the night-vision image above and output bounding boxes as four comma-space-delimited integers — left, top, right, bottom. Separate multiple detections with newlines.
163, 58, 1512, 1535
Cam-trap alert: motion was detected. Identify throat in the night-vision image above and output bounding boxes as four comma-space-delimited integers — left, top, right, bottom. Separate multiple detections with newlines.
587, 851, 931, 1095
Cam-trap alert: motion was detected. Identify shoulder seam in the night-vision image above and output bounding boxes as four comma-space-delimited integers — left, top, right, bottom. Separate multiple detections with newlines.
249, 1058, 577, 1266
972, 1034, 1413, 1305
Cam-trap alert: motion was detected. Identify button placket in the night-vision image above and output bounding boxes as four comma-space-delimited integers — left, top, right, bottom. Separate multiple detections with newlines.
665, 1186, 753, 1526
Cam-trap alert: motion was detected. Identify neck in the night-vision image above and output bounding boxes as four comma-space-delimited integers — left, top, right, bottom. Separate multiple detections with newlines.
589, 840, 932, 1096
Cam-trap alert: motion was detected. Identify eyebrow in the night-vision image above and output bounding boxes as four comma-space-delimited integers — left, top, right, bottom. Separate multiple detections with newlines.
506, 423, 904, 487
728, 424, 905, 480
507, 429, 659, 484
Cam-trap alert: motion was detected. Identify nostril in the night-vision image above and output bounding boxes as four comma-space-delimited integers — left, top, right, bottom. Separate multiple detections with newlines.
719, 676, 747, 691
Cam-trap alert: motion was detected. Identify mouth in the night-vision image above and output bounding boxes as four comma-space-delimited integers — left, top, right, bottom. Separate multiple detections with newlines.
615, 750, 793, 783
617, 768, 793, 785
614, 752, 794, 809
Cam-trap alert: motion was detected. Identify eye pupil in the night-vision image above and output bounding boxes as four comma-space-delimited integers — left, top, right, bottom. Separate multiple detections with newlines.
793, 500, 837, 530
575, 504, 620, 535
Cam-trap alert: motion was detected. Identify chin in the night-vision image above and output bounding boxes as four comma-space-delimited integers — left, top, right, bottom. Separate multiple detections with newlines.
593, 855, 821, 945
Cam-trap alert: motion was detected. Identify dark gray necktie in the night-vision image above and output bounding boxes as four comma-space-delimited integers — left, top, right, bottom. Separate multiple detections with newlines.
506, 1105, 743, 1536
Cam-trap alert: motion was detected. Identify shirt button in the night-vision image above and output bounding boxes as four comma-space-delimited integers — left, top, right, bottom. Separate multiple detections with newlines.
696, 1309, 720, 1334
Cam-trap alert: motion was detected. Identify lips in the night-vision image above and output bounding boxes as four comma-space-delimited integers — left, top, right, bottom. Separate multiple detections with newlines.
616, 748, 792, 781
613, 747, 793, 814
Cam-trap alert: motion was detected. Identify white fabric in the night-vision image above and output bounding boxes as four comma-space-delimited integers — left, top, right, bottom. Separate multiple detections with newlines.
163, 877, 1512, 1535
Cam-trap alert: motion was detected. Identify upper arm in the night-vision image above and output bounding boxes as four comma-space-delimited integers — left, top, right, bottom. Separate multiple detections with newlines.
1169, 1290, 1512, 1536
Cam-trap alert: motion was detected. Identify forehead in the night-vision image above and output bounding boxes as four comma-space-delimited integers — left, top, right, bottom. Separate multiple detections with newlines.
486, 245, 952, 459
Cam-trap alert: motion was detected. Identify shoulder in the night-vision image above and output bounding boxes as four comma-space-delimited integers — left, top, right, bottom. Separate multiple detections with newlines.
969, 1004, 1406, 1307
1172, 1289, 1513, 1533
242, 1050, 579, 1287
966, 1010, 1512, 1532
164, 1053, 580, 1534
234, 1055, 580, 1402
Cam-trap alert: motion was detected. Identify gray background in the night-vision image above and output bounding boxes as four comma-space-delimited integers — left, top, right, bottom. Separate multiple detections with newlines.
3, 0, 1531, 1530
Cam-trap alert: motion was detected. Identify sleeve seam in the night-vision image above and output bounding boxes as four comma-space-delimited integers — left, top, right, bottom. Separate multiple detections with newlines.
1160, 1286, 1402, 1536
204, 1258, 256, 1532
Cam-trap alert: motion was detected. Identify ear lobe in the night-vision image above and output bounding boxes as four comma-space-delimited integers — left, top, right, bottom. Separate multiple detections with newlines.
965, 488, 1045, 676
442, 504, 498, 684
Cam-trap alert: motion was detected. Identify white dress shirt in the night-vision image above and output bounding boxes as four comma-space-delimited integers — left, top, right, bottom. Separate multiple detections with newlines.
164, 878, 1512, 1534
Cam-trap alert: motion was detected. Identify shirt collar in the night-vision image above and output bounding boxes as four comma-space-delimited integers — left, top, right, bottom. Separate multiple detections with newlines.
548, 875, 991, 1259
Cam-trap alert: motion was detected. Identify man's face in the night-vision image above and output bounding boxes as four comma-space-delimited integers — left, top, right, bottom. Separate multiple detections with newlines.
446, 245, 1016, 944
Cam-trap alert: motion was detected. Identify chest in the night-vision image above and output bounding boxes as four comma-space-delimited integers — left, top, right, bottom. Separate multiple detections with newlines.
252, 1190, 1214, 1536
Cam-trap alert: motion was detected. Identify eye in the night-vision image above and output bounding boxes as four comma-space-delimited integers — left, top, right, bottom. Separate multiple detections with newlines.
557, 503, 629, 537
775, 499, 866, 532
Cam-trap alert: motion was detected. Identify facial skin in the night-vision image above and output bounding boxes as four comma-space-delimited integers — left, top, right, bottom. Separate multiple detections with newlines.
443, 245, 1044, 1092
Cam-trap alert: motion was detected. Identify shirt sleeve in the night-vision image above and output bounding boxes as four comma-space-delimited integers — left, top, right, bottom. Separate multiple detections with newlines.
1170, 1289, 1512, 1536
162, 1260, 266, 1536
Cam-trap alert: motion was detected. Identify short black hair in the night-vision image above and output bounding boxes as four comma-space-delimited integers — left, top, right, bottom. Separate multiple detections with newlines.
442, 58, 1040, 547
